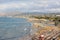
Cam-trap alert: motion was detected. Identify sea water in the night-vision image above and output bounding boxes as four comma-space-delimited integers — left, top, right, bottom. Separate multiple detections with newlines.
0, 17, 32, 40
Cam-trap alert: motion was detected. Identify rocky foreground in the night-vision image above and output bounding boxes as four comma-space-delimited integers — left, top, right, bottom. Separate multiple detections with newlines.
17, 26, 60, 40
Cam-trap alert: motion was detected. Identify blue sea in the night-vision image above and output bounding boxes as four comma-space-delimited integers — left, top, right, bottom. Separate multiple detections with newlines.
0, 17, 32, 40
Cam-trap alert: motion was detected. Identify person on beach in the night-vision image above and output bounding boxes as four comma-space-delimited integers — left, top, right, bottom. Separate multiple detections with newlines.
39, 35, 44, 40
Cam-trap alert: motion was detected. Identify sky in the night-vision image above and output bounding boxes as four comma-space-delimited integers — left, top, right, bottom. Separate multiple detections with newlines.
0, 0, 60, 13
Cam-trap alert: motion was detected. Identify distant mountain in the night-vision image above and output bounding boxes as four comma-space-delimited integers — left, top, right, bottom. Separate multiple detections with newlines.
0, 11, 22, 16
6, 11, 22, 16
14, 12, 60, 16
0, 11, 60, 16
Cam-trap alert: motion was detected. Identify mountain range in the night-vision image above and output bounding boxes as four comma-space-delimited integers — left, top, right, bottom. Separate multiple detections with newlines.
0, 11, 60, 16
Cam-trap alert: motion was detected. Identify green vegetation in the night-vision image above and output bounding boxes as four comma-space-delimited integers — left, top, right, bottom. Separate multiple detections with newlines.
30, 15, 60, 26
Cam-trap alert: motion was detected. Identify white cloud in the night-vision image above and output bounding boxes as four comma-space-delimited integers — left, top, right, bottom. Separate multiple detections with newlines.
56, 1, 60, 5
32, 10, 40, 12
29, 1, 48, 7
0, 0, 60, 12
0, 2, 28, 10
46, 8, 60, 12
0, 4, 7, 9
